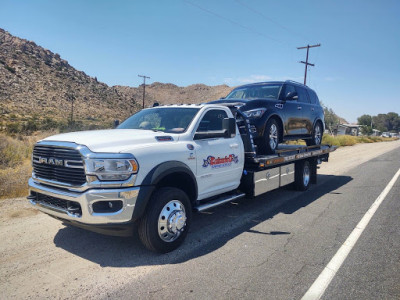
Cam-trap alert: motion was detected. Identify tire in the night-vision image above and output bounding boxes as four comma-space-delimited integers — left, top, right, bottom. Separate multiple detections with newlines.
259, 118, 280, 155
306, 122, 323, 146
138, 187, 192, 253
295, 160, 311, 191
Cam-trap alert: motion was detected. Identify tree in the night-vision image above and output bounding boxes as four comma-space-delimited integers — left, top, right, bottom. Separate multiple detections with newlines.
357, 114, 372, 126
357, 112, 400, 135
357, 114, 373, 135
321, 102, 340, 135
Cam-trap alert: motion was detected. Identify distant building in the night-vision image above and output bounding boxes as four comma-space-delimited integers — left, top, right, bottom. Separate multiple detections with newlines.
337, 124, 360, 136
372, 129, 381, 136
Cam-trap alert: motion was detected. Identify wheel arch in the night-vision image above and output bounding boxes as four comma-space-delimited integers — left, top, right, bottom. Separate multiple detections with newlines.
266, 114, 284, 143
313, 118, 325, 133
132, 161, 198, 221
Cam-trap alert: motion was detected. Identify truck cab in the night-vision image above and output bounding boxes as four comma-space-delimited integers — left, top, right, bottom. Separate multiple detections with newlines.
29, 105, 244, 252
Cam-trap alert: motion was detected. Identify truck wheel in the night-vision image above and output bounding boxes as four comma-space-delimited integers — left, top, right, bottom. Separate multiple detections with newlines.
259, 118, 279, 155
138, 187, 192, 253
306, 122, 323, 146
295, 160, 311, 191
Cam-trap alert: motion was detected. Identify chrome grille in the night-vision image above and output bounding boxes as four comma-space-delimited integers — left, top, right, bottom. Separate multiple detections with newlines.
33, 145, 86, 186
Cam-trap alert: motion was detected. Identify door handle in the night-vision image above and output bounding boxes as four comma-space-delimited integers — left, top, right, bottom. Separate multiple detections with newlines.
311, 107, 315, 111
297, 106, 302, 110
230, 143, 239, 149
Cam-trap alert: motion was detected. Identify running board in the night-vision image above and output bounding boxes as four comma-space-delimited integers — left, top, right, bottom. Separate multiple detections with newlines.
195, 193, 246, 212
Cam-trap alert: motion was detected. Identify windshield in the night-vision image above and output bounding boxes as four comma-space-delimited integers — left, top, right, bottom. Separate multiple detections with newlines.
117, 107, 200, 133
226, 84, 283, 100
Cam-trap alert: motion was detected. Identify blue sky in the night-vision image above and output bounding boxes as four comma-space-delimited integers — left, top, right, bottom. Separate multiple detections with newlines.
1, 0, 399, 123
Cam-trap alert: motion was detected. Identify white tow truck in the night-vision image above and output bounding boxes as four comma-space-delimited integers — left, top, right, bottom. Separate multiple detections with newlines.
28, 104, 335, 252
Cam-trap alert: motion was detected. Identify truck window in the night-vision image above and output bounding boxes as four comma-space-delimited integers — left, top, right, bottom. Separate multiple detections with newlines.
118, 107, 200, 133
196, 110, 228, 132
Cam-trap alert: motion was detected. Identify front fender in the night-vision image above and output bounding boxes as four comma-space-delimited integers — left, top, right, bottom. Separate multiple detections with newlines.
132, 161, 198, 221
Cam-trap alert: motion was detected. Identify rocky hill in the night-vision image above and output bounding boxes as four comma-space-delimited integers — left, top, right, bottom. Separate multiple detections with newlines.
0, 28, 231, 130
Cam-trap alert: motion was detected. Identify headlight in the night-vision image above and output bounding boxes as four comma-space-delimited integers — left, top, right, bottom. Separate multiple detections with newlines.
85, 158, 138, 181
243, 108, 267, 118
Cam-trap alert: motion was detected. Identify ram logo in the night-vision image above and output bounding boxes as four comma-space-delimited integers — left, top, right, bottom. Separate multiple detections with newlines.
38, 157, 64, 166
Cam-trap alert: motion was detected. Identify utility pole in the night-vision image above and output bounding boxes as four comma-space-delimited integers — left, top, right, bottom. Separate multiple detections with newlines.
138, 75, 150, 108
297, 44, 320, 85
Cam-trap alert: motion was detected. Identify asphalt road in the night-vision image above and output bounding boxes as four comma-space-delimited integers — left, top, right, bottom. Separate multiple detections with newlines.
104, 146, 400, 300
1, 141, 399, 299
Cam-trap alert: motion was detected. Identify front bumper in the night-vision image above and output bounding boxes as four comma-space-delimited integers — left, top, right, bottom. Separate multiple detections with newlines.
28, 177, 140, 226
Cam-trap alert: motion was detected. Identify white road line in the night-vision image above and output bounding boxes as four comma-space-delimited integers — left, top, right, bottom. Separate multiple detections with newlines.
301, 167, 400, 300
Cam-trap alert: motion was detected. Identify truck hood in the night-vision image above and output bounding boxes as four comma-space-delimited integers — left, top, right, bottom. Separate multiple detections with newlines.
42, 129, 176, 153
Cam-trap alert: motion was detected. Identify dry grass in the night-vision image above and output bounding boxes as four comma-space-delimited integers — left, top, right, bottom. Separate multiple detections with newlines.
0, 131, 56, 199
322, 135, 398, 147
284, 134, 397, 147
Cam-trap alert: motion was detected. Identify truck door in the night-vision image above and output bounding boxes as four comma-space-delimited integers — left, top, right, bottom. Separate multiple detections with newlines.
194, 108, 244, 200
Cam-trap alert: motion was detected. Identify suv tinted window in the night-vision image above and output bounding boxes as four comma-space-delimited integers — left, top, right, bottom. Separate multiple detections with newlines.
226, 84, 283, 100
197, 110, 228, 132
307, 89, 320, 105
295, 86, 310, 103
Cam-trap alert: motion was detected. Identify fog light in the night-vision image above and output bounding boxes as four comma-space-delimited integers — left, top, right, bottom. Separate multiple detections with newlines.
92, 200, 123, 213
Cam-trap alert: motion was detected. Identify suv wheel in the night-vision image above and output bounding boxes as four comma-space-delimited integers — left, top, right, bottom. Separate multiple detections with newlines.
306, 122, 322, 146
259, 118, 279, 155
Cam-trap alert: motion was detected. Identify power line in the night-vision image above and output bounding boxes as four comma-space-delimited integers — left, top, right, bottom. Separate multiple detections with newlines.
183, 0, 282, 44
235, 0, 310, 41
297, 44, 320, 85
138, 74, 150, 109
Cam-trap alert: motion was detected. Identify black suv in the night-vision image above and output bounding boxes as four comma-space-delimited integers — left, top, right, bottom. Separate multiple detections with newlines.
210, 80, 325, 154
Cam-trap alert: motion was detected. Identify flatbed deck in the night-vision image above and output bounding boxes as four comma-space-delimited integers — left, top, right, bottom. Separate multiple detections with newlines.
245, 144, 336, 170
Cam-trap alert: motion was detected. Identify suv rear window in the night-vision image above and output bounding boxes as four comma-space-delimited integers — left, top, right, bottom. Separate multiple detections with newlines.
295, 87, 310, 103
307, 89, 320, 105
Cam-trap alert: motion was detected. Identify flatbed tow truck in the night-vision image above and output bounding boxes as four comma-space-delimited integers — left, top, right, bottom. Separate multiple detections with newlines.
28, 104, 335, 252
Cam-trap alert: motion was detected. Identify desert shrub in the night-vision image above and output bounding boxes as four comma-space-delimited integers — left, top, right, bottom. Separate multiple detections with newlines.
358, 136, 374, 143
0, 160, 32, 199
5, 122, 22, 134
336, 135, 358, 146
322, 134, 341, 147
4, 65, 16, 73
0, 134, 32, 168
22, 118, 38, 134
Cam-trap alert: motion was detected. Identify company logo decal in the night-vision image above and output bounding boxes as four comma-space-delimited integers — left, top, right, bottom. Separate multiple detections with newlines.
37, 156, 64, 166
202, 154, 239, 168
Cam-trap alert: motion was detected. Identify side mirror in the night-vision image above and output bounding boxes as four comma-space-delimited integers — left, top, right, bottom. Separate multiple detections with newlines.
285, 91, 298, 101
114, 120, 120, 128
222, 117, 236, 138
219, 97, 225, 100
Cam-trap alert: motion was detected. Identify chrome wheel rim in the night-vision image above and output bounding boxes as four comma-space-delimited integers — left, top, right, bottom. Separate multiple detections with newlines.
269, 124, 278, 150
314, 125, 322, 145
158, 200, 187, 242
303, 164, 310, 187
